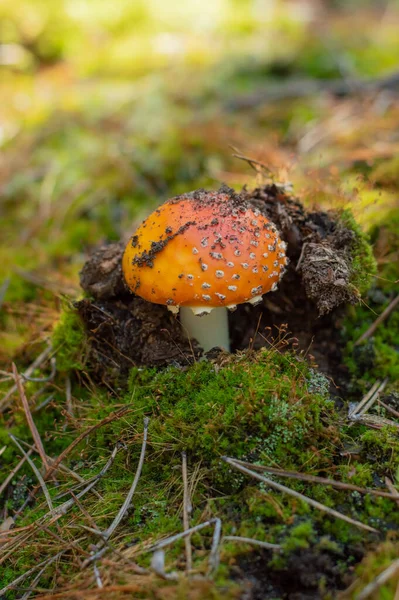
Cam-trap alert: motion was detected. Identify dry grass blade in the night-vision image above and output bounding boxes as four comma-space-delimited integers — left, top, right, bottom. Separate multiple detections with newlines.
181, 451, 192, 572
356, 558, 399, 600
384, 477, 399, 507
12, 363, 50, 471
0, 550, 66, 597
103, 417, 149, 540
45, 406, 131, 480
0, 345, 52, 411
22, 357, 56, 383
355, 293, 399, 346
222, 535, 282, 550
231, 458, 399, 499
9, 435, 55, 516
349, 379, 389, 420
54, 442, 121, 518
223, 457, 378, 534
35, 584, 144, 599
0, 449, 32, 498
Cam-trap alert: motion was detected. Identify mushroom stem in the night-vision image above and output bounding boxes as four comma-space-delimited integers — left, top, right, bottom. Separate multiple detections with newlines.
179, 307, 230, 353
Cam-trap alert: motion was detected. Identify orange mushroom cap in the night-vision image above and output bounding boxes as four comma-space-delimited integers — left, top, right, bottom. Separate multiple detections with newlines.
122, 188, 287, 312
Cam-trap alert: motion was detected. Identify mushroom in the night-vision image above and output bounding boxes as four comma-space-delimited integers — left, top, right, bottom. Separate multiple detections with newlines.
122, 187, 287, 352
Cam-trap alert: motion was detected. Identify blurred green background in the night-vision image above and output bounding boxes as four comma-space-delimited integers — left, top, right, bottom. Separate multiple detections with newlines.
1, 0, 399, 362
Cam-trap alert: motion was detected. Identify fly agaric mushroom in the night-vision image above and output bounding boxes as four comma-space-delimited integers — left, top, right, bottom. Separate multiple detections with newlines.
122, 187, 287, 352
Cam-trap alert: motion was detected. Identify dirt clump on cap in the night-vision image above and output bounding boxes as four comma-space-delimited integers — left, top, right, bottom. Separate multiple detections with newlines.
76, 184, 362, 381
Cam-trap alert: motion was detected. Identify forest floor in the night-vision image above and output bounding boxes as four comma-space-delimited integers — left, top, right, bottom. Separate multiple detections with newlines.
0, 1, 399, 598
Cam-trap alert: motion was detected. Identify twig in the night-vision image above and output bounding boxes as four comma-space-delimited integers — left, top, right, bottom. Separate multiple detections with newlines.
54, 443, 121, 518
9, 435, 55, 516
296, 242, 309, 271
65, 375, 74, 418
0, 449, 32, 498
356, 558, 399, 600
13, 363, 50, 472
33, 394, 55, 413
0, 344, 52, 411
231, 152, 273, 175
22, 358, 56, 383
44, 406, 131, 480
355, 294, 399, 346
0, 550, 66, 597
207, 518, 222, 576
18, 438, 103, 498
182, 452, 192, 572
148, 518, 219, 553
223, 457, 378, 533
379, 400, 399, 419
349, 379, 388, 419
384, 477, 399, 507
93, 563, 103, 588
352, 413, 399, 430
222, 535, 282, 550
103, 417, 149, 540
151, 550, 178, 581
231, 458, 399, 499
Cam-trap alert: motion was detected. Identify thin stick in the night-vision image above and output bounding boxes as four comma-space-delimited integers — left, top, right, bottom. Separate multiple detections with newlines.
44, 406, 130, 480
0, 344, 52, 410
93, 563, 103, 589
355, 379, 389, 418
148, 518, 219, 553
13, 363, 50, 472
35, 584, 144, 599
223, 457, 378, 533
231, 458, 399, 499
103, 417, 149, 540
65, 375, 74, 418
222, 535, 282, 550
9, 435, 54, 515
231, 152, 273, 175
182, 452, 192, 572
296, 242, 309, 271
379, 400, 399, 419
349, 380, 381, 417
355, 294, 399, 346
0, 550, 66, 597
384, 477, 399, 507
18, 438, 103, 500
0, 450, 32, 498
208, 517, 222, 575
53, 443, 121, 518
22, 358, 56, 383
356, 558, 399, 600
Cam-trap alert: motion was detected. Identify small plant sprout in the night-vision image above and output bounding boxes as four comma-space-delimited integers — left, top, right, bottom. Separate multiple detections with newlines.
122, 187, 288, 352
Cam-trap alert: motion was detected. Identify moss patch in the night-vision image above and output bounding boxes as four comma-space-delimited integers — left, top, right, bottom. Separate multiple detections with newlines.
2, 349, 398, 598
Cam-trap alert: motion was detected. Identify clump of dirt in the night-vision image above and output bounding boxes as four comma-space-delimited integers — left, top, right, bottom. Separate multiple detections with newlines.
77, 184, 362, 382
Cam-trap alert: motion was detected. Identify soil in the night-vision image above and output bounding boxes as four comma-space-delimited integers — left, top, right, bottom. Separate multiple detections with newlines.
234, 545, 363, 600
77, 184, 356, 390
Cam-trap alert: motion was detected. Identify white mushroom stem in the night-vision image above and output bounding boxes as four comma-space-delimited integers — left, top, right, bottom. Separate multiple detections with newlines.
179, 306, 230, 353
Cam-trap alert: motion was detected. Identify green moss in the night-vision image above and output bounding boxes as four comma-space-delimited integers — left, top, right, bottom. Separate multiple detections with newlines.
282, 521, 316, 553
52, 304, 86, 372
338, 208, 377, 295
372, 155, 399, 189
341, 206, 398, 388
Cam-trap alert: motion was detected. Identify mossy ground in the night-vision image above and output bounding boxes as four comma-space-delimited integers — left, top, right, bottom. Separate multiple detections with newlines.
1, 1, 399, 598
